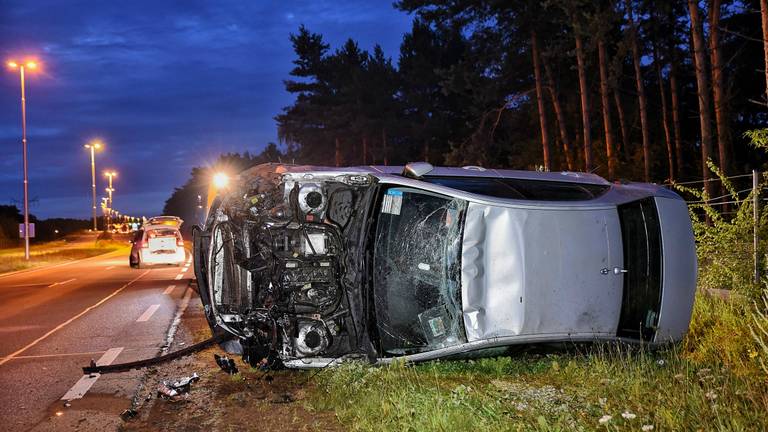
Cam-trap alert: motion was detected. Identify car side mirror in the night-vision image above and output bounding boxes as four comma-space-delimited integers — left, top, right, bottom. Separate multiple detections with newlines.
402, 162, 434, 179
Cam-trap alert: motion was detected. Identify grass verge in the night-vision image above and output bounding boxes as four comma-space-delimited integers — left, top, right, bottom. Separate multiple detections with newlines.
308, 294, 768, 431
0, 239, 127, 274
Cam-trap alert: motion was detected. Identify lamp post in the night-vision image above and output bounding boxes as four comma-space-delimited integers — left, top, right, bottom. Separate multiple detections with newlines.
84, 141, 102, 230
104, 171, 116, 231
7, 59, 39, 260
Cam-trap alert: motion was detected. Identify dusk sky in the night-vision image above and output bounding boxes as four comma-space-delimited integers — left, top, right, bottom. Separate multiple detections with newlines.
0, 1, 413, 219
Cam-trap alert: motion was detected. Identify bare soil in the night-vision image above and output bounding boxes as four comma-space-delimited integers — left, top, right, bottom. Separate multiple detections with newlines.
119, 299, 342, 432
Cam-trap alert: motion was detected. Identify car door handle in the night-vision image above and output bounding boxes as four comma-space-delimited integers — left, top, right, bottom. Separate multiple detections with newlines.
613, 267, 628, 275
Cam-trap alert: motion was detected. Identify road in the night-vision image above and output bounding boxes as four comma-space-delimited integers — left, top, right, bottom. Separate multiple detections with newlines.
0, 248, 196, 431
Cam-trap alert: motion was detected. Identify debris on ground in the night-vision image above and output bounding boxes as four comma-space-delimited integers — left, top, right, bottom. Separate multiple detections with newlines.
156, 373, 200, 401
156, 383, 181, 401
169, 373, 200, 393
214, 354, 239, 375
120, 408, 138, 421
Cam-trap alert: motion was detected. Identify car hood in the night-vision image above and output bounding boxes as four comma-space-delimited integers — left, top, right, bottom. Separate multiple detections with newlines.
460, 202, 624, 342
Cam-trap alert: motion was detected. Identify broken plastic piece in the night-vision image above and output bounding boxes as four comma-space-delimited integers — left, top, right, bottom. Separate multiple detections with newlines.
156, 383, 179, 400
120, 408, 138, 421
214, 354, 239, 374
168, 373, 200, 393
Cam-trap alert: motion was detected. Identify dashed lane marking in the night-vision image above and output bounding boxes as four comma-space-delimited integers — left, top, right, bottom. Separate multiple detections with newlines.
174, 274, 184, 280
136, 304, 161, 322
105, 266, 115, 270
47, 278, 76, 288
0, 271, 149, 367
163, 284, 176, 295
61, 347, 123, 401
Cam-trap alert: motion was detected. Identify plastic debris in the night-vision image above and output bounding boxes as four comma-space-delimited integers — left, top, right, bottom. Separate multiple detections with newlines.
156, 373, 200, 400
169, 373, 200, 393
120, 408, 138, 421
214, 354, 239, 374
156, 382, 179, 400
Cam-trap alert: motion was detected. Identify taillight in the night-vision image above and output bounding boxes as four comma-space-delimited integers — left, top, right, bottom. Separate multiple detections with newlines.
176, 233, 184, 247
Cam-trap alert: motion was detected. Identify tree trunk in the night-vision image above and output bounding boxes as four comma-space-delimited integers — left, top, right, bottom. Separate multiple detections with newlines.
654, 44, 675, 181
709, 0, 729, 175
543, 59, 575, 170
669, 48, 684, 179
626, 0, 651, 182
531, 31, 552, 171
382, 128, 388, 166
613, 88, 629, 161
598, 40, 617, 179
762, 0, 768, 104
574, 33, 593, 172
688, 0, 714, 198
335, 137, 342, 167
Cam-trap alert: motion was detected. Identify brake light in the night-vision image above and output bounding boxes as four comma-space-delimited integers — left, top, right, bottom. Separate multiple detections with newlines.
176, 233, 184, 247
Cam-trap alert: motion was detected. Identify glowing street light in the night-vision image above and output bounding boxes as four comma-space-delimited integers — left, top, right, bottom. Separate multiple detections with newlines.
6, 58, 40, 260
84, 141, 102, 230
212, 172, 229, 188
207, 171, 230, 210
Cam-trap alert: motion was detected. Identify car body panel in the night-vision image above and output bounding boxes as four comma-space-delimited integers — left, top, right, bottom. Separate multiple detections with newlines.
461, 203, 623, 342
654, 197, 698, 342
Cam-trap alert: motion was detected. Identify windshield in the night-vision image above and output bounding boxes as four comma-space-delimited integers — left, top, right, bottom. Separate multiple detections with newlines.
372, 186, 467, 355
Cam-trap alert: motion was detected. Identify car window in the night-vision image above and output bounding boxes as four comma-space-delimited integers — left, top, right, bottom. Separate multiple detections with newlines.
147, 228, 178, 237
372, 186, 467, 355
422, 176, 609, 201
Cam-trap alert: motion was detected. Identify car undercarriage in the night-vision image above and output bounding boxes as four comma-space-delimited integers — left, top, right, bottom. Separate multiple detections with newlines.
194, 164, 377, 368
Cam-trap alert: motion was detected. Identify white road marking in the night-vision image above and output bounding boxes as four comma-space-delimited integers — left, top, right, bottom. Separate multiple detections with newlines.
163, 284, 176, 295
0, 271, 149, 367
136, 304, 161, 322
61, 347, 123, 401
47, 278, 76, 288
182, 266, 189, 272
174, 274, 184, 280
105, 266, 115, 270
162, 286, 193, 355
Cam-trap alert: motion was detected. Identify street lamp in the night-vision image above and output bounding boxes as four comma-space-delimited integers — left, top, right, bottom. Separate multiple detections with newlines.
207, 171, 230, 210
104, 171, 116, 231
104, 171, 117, 208
84, 141, 102, 230
7, 58, 40, 260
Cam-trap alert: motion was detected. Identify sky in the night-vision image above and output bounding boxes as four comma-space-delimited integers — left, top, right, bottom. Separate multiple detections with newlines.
0, 0, 413, 219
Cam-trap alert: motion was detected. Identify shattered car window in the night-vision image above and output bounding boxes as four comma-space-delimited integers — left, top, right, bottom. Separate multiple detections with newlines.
373, 187, 467, 355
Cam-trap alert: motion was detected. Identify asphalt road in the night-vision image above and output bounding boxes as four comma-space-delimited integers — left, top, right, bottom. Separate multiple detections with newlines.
0, 248, 196, 431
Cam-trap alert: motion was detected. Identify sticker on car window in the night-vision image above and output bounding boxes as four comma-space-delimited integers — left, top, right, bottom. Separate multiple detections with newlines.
381, 189, 403, 215
428, 317, 446, 337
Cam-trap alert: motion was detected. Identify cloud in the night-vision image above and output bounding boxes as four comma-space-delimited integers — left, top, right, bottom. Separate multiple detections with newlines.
0, 0, 412, 218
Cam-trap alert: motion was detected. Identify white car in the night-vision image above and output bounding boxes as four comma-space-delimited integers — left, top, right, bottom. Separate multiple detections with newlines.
130, 220, 186, 268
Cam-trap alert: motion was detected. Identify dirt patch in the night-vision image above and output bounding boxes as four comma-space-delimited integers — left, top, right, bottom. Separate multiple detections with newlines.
120, 300, 342, 432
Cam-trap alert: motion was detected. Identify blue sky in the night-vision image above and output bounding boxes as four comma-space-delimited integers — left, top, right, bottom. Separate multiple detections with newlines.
0, 0, 413, 218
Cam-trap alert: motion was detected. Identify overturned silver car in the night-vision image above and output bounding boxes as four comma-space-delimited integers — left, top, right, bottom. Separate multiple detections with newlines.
192, 163, 697, 368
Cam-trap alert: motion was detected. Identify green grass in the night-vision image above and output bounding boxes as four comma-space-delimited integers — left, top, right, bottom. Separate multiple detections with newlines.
0, 239, 127, 274
308, 294, 768, 431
